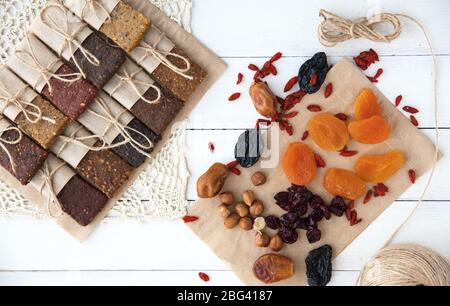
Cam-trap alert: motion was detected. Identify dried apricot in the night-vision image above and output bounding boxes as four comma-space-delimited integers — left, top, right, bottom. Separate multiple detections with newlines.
282, 143, 317, 186
323, 168, 366, 200
348, 115, 391, 144
354, 89, 381, 120
308, 113, 349, 151
354, 150, 405, 183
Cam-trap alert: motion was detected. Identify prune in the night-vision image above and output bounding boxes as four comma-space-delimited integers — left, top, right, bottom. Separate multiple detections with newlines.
298, 52, 328, 94
274, 191, 290, 211
234, 129, 264, 168
278, 226, 299, 244
288, 185, 313, 203
310, 195, 324, 210
310, 209, 324, 222
294, 217, 309, 230
305, 245, 332, 286
329, 196, 347, 217
280, 212, 298, 228
290, 202, 308, 216
306, 228, 322, 244
265, 215, 281, 230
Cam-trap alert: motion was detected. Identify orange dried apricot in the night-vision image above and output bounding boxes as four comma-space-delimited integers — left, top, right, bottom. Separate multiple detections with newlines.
354, 150, 405, 183
323, 168, 366, 200
348, 115, 391, 144
282, 142, 317, 186
354, 88, 381, 120
308, 113, 349, 151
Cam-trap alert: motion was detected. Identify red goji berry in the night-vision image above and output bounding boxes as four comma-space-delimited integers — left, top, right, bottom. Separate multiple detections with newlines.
307, 104, 322, 112
377, 183, 389, 193
270, 64, 278, 76
236, 72, 243, 85
270, 52, 282, 63
314, 153, 326, 168
282, 111, 298, 119
340, 150, 358, 157
403, 106, 419, 114
410, 115, 419, 127
230, 168, 241, 175
284, 76, 299, 92
183, 216, 199, 223
208, 142, 215, 153
395, 95, 403, 107
309, 73, 317, 86
248, 64, 259, 71
345, 208, 352, 221
198, 272, 210, 282
324, 83, 333, 98
301, 130, 309, 141
408, 169, 416, 184
335, 113, 348, 121
290, 90, 306, 99
228, 92, 241, 101
226, 160, 239, 169
363, 190, 373, 204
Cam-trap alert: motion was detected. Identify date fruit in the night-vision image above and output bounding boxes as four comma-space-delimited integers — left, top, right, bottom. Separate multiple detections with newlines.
249, 82, 277, 118
253, 253, 295, 284
197, 163, 229, 198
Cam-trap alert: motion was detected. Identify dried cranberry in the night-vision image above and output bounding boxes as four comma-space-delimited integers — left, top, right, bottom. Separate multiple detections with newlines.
307, 228, 322, 244
294, 217, 309, 230
310, 209, 324, 222
329, 196, 347, 217
290, 202, 308, 216
308, 216, 318, 229
274, 191, 290, 211
309, 195, 324, 210
265, 215, 281, 230
298, 52, 329, 94
280, 212, 299, 228
321, 206, 331, 220
278, 226, 299, 244
288, 185, 313, 206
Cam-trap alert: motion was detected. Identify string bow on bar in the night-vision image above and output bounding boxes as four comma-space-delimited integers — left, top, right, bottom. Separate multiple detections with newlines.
15, 34, 82, 94
136, 32, 193, 80
81, 0, 111, 23
110, 65, 161, 105
40, 2, 100, 78
0, 123, 22, 174
0, 81, 56, 124
38, 160, 65, 218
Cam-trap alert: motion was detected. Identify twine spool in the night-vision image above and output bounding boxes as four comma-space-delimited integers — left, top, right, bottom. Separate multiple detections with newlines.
358, 244, 450, 286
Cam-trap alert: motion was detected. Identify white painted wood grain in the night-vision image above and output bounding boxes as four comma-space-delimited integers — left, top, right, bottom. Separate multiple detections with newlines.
0, 0, 449, 286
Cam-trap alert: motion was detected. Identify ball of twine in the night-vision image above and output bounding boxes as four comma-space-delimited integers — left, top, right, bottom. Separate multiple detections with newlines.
358, 244, 450, 286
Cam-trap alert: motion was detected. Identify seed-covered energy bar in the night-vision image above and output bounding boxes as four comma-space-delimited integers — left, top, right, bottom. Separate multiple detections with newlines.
0, 66, 69, 149
7, 33, 98, 120
0, 117, 48, 185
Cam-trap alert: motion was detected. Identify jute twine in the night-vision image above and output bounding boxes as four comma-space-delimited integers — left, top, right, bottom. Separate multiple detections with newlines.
318, 10, 446, 285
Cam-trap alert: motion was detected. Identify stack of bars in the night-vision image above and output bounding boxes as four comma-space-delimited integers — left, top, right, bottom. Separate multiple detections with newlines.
0, 0, 208, 233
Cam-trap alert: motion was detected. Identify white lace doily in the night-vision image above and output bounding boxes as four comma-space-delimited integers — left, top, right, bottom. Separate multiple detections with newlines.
0, 0, 193, 220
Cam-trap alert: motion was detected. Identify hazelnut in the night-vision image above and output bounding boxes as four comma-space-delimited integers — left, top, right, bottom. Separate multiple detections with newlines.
197, 163, 229, 198
218, 204, 231, 218
242, 190, 255, 206
239, 217, 253, 231
249, 200, 265, 217
249, 82, 277, 118
255, 232, 270, 247
269, 234, 284, 252
253, 217, 266, 231
224, 213, 239, 229
219, 192, 235, 205
235, 202, 249, 218
251, 172, 266, 186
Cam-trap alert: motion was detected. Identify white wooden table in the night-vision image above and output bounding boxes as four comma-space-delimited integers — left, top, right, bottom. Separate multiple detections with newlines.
0, 0, 449, 286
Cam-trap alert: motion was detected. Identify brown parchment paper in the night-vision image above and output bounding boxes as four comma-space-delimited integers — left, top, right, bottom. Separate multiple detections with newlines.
0, 0, 226, 241
187, 58, 439, 286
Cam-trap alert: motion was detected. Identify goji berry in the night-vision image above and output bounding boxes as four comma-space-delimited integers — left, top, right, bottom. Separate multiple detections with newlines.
314, 153, 326, 168
270, 52, 282, 63
248, 64, 259, 71
403, 106, 419, 114
198, 272, 210, 282
284, 76, 299, 92
340, 150, 358, 157
183, 216, 199, 223
228, 92, 241, 101
324, 83, 333, 98
208, 142, 215, 153
408, 169, 416, 184
230, 167, 241, 175
236, 72, 243, 85
301, 130, 309, 141
307, 104, 322, 112
270, 64, 278, 76
395, 95, 403, 107
410, 115, 419, 127
334, 113, 348, 121
226, 160, 239, 169
363, 190, 373, 204
283, 111, 298, 119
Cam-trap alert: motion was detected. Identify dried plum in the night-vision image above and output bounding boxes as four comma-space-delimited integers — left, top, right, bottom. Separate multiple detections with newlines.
329, 196, 347, 217
310, 209, 324, 222
298, 52, 328, 94
306, 228, 322, 244
280, 212, 298, 228
294, 217, 309, 230
234, 129, 264, 168
274, 191, 290, 211
265, 215, 281, 230
278, 226, 298, 244
305, 245, 332, 286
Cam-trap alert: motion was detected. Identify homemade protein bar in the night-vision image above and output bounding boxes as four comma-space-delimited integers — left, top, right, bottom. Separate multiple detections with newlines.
57, 174, 108, 226
7, 33, 98, 121
0, 66, 69, 149
112, 118, 161, 168
130, 26, 207, 102
0, 118, 48, 185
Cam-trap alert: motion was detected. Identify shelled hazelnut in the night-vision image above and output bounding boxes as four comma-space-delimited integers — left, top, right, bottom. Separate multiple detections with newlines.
269, 234, 284, 252
235, 202, 249, 217
239, 217, 253, 231
250, 200, 264, 217
243, 190, 255, 206
255, 232, 270, 247
224, 213, 240, 229
219, 192, 234, 205
218, 204, 231, 218
251, 172, 266, 186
